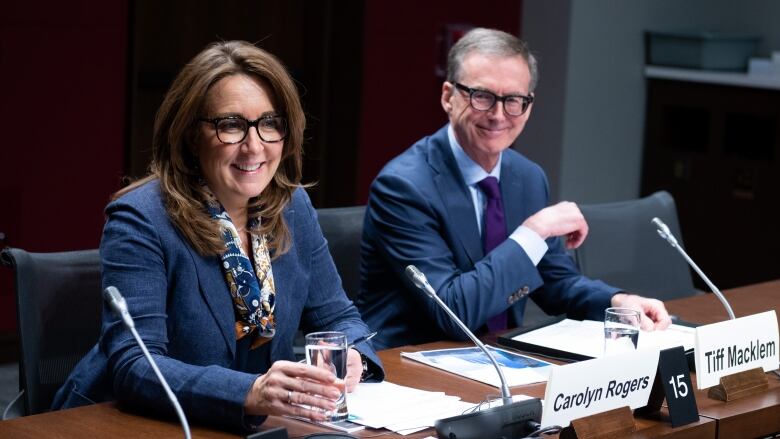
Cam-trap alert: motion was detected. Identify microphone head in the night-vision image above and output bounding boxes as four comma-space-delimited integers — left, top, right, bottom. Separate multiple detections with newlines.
103, 286, 127, 312
405, 265, 428, 290
103, 286, 135, 329
103, 285, 120, 302
651, 217, 678, 246
651, 217, 669, 234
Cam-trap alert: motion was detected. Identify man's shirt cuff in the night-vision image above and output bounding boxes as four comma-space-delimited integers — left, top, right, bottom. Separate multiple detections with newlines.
509, 225, 548, 265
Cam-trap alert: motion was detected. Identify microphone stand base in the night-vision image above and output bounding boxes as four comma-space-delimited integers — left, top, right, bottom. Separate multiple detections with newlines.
434, 398, 542, 439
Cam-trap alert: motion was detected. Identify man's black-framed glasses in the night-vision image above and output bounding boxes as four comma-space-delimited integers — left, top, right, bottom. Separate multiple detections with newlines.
453, 82, 534, 116
199, 115, 288, 144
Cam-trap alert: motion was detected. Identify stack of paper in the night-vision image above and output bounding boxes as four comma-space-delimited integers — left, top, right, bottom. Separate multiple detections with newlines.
348, 381, 475, 435
508, 319, 695, 359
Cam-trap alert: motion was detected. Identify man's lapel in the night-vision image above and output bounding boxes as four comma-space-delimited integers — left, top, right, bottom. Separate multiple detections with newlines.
428, 128, 483, 265
501, 153, 525, 232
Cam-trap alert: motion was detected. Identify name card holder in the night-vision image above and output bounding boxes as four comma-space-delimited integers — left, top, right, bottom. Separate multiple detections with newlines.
559, 406, 635, 439
694, 310, 779, 389
707, 367, 768, 401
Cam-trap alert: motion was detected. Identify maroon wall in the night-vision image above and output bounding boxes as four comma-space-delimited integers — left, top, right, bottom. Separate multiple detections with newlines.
357, 1, 522, 201
0, 2, 127, 332
0, 0, 521, 333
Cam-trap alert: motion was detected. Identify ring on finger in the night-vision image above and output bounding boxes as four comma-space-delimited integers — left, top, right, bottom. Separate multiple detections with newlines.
287, 389, 293, 405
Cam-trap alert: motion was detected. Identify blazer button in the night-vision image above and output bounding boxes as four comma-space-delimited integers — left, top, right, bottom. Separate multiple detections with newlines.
521, 286, 530, 294
508, 296, 516, 304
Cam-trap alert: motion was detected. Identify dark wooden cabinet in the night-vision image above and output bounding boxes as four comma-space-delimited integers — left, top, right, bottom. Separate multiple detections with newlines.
641, 70, 780, 289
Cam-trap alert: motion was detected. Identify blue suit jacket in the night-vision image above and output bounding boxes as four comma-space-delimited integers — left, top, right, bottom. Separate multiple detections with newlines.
358, 125, 619, 349
52, 180, 383, 430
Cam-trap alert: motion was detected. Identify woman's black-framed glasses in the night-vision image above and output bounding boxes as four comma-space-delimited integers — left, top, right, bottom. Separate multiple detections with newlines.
453, 82, 534, 116
199, 115, 288, 144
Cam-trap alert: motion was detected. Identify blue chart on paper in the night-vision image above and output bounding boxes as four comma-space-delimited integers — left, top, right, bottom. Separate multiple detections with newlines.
420, 346, 550, 369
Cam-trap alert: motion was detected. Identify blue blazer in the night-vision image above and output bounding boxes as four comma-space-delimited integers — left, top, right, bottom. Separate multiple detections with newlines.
52, 180, 383, 430
358, 125, 619, 349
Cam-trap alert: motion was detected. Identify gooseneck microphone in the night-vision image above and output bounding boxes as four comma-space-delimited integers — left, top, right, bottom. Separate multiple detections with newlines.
406, 265, 513, 405
651, 218, 736, 320
405, 266, 543, 439
103, 286, 192, 439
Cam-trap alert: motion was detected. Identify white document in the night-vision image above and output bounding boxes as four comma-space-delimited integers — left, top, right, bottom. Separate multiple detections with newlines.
401, 346, 552, 388
393, 392, 537, 435
541, 348, 659, 428
383, 398, 475, 435
511, 319, 695, 358
348, 381, 470, 433
694, 310, 779, 389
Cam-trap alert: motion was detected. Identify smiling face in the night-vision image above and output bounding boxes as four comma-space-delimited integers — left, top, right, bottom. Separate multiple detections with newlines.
441, 51, 533, 172
195, 74, 283, 216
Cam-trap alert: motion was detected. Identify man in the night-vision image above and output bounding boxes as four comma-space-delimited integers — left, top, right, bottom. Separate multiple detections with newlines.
357, 28, 671, 350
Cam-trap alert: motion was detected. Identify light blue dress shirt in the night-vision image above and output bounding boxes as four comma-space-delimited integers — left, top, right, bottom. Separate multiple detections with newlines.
447, 125, 548, 265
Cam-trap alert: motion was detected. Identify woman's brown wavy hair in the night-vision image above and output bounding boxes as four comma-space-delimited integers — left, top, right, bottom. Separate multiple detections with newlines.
115, 40, 305, 258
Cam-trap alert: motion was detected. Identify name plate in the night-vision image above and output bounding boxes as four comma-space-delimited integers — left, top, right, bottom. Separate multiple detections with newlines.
541, 348, 659, 428
695, 310, 779, 389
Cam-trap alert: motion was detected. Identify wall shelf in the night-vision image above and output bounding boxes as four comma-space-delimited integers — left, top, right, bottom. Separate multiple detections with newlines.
645, 66, 780, 91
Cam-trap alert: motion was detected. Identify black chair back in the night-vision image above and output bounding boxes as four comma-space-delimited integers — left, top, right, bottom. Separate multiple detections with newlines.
574, 191, 696, 301
0, 248, 102, 416
316, 206, 366, 301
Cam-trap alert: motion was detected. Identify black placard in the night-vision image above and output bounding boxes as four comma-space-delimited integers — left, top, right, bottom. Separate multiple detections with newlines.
659, 346, 699, 427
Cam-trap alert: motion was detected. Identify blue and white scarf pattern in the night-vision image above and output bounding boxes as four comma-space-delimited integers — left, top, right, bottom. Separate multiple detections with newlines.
204, 190, 276, 348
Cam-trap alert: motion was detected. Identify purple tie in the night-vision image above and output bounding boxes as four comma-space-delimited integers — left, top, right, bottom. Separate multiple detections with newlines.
477, 176, 508, 331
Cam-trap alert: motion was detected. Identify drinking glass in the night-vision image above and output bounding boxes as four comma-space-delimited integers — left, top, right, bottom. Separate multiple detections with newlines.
305, 331, 348, 421
604, 307, 641, 356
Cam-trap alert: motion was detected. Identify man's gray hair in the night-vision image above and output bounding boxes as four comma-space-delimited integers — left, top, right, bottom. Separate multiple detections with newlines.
446, 28, 538, 92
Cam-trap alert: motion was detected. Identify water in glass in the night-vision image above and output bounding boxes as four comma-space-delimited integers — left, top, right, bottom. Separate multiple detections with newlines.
305, 332, 348, 421
604, 307, 641, 356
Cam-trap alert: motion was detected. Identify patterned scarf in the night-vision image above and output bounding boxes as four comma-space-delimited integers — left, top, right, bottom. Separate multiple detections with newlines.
204, 188, 276, 349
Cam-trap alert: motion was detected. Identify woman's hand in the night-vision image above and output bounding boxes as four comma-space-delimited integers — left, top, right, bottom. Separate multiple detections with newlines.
244, 360, 342, 421
345, 348, 363, 392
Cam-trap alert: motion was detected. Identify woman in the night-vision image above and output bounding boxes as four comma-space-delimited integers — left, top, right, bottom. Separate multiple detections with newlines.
52, 40, 383, 430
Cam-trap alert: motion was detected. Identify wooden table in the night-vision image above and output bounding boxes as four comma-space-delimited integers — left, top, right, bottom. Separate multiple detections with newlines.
3, 280, 779, 438
0, 340, 715, 439
666, 279, 780, 439
379, 342, 715, 439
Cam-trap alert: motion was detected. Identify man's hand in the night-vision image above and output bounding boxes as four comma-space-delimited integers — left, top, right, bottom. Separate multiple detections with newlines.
611, 293, 672, 331
522, 201, 588, 249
